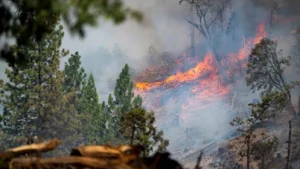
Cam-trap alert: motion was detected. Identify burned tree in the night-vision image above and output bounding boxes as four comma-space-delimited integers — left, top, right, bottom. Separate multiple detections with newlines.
291, 28, 300, 72
286, 121, 292, 169
246, 38, 296, 114
179, 0, 231, 60
179, 0, 231, 86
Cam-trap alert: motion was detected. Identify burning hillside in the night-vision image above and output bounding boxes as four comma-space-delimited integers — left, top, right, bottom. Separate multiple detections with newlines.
135, 23, 267, 117
132, 23, 268, 155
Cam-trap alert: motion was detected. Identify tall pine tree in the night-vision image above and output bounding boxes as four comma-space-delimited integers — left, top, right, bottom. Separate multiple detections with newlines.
63, 51, 87, 95
79, 73, 103, 144
106, 64, 143, 142
113, 64, 135, 115
0, 25, 82, 151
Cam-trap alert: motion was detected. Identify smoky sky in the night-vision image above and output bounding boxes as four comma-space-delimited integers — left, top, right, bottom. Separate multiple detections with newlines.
61, 0, 193, 100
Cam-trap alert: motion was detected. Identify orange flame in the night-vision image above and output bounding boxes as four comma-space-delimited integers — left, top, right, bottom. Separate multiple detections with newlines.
134, 23, 267, 126
135, 52, 215, 91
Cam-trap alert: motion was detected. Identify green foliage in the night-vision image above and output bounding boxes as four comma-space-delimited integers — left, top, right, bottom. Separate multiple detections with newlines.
230, 91, 285, 169
101, 101, 115, 143
246, 38, 291, 96
114, 64, 135, 115
63, 52, 87, 95
252, 136, 279, 169
132, 95, 143, 109
230, 91, 286, 128
0, 25, 82, 152
119, 108, 169, 156
79, 73, 103, 144
102, 64, 143, 144
63, 51, 87, 121
0, 0, 143, 66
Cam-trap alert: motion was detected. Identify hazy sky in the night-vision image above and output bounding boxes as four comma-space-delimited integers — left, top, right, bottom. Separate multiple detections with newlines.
60, 0, 193, 100
62, 0, 190, 71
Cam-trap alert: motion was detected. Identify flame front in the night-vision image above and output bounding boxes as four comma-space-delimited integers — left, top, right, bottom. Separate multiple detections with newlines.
134, 23, 267, 127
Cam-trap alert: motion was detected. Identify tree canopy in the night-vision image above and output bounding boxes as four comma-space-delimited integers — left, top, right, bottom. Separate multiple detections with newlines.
0, 0, 142, 66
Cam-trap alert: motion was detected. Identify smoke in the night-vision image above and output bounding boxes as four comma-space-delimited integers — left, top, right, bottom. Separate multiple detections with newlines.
61, 0, 192, 100
0, 0, 298, 155
61, 0, 300, 154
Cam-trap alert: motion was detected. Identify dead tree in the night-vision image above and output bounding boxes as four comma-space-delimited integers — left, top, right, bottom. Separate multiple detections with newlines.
194, 151, 203, 169
269, 1, 278, 38
189, 4, 196, 58
179, 0, 231, 87
298, 96, 300, 114
286, 120, 292, 169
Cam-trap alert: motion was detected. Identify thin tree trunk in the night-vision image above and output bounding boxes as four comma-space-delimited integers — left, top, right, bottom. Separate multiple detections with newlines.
288, 95, 296, 116
130, 126, 135, 145
190, 4, 195, 58
269, 9, 273, 38
297, 96, 300, 114
286, 120, 291, 169
247, 127, 252, 169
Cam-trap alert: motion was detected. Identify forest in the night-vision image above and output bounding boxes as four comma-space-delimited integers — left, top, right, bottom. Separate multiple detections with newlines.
0, 0, 300, 169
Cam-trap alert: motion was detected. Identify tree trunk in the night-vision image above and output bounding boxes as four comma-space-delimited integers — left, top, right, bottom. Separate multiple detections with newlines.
269, 9, 273, 38
262, 156, 265, 169
130, 126, 135, 145
247, 127, 252, 169
286, 120, 291, 169
297, 96, 300, 114
287, 92, 296, 116
189, 4, 195, 58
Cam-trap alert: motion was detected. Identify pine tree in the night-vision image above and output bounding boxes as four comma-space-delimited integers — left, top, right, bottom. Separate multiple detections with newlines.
63, 52, 87, 140
79, 73, 103, 144
100, 101, 115, 143
113, 64, 135, 115
119, 108, 169, 156
106, 64, 143, 143
0, 25, 82, 152
63, 52, 87, 95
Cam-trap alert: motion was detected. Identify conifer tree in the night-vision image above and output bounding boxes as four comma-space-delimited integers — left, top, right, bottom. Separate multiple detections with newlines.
113, 64, 135, 116
119, 108, 169, 156
63, 52, 87, 95
79, 73, 103, 144
0, 25, 82, 152
63, 52, 87, 142
101, 101, 115, 143
106, 64, 143, 143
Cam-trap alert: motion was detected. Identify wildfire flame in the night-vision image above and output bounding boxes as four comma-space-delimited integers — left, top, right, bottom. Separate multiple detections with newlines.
134, 23, 267, 126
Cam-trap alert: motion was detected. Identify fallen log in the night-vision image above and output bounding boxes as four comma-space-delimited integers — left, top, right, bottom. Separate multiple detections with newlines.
0, 139, 61, 169
6, 139, 62, 155
70, 145, 144, 164
1, 140, 183, 169
9, 156, 134, 169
